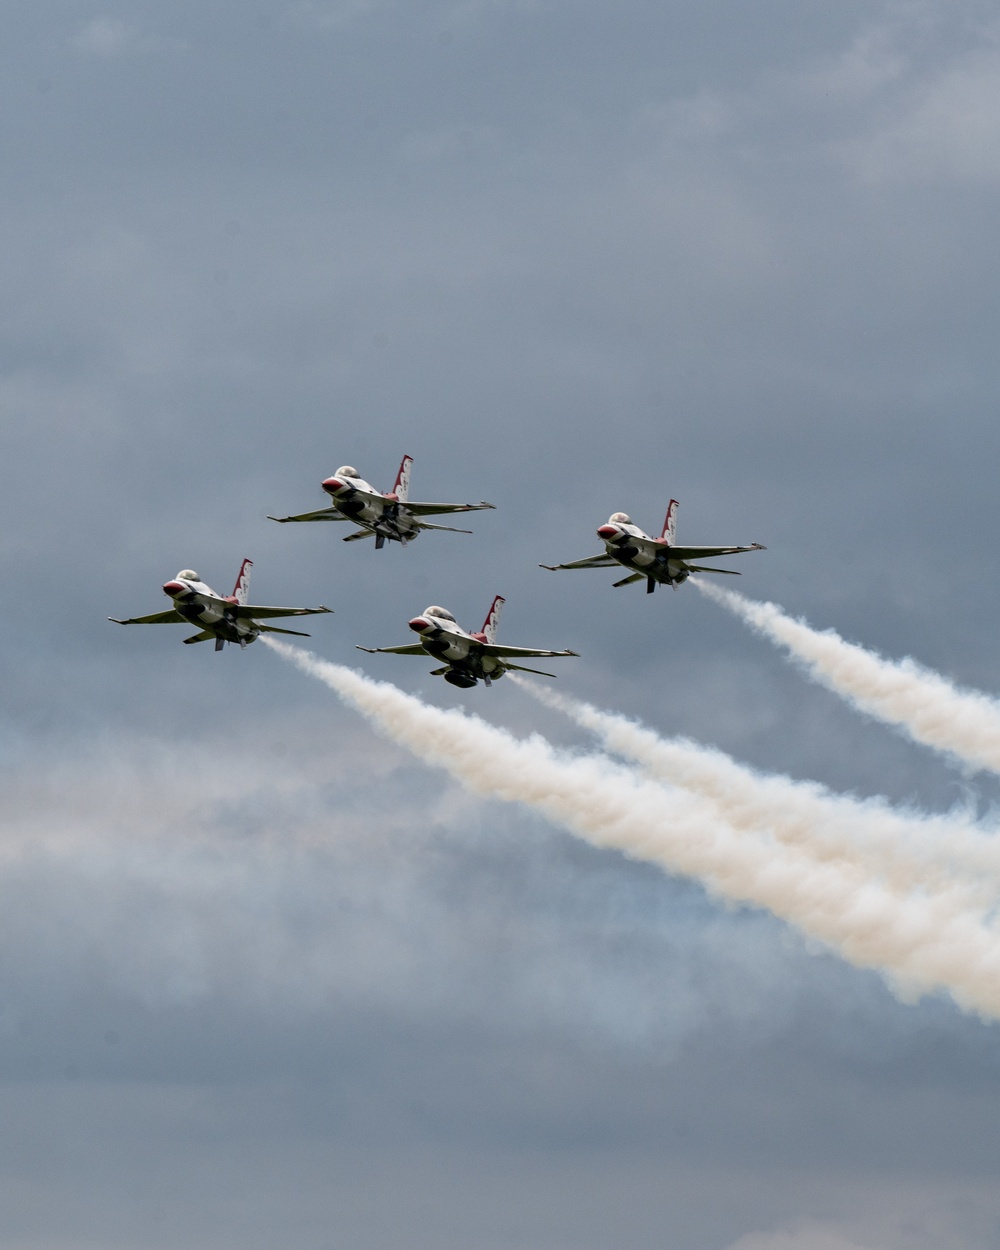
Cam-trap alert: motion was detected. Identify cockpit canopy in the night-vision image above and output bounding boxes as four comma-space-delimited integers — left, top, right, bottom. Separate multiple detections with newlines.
176, 569, 200, 581
334, 465, 359, 479
608, 512, 631, 525
424, 605, 456, 622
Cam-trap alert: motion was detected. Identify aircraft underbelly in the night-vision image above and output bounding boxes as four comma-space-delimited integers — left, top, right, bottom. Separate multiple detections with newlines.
424, 636, 471, 663
179, 601, 223, 626
373, 509, 420, 541
612, 545, 655, 570
176, 600, 258, 644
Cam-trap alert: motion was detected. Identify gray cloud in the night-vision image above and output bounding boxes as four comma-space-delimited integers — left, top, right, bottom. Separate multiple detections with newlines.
4, 0, 1000, 1244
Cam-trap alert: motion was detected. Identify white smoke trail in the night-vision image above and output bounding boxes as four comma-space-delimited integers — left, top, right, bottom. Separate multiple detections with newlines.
264, 638, 1000, 1020
696, 581, 1000, 777
510, 676, 1000, 902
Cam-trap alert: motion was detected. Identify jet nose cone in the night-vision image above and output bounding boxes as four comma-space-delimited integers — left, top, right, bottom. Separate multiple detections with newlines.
408, 616, 430, 633
163, 580, 186, 597
322, 477, 344, 494
596, 524, 619, 539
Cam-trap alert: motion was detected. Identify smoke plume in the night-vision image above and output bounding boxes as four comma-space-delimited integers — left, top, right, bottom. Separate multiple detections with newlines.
696, 581, 1000, 776
511, 676, 1000, 901
264, 638, 1000, 1020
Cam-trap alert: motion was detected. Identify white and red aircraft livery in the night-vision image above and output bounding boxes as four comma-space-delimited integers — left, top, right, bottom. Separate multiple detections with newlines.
110, 559, 332, 651
268, 455, 495, 549
357, 595, 578, 688
542, 499, 765, 594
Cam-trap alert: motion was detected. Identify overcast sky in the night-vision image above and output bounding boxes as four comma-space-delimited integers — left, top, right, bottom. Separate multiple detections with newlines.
3, 2, 1000, 1248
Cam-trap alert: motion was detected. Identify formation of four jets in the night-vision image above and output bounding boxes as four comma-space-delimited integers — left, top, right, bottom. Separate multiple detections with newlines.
111, 455, 766, 688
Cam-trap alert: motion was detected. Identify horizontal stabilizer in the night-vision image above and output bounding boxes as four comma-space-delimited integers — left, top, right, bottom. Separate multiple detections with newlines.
687, 565, 741, 575
343, 529, 372, 542
236, 605, 331, 619
257, 624, 313, 637
503, 662, 559, 679
669, 544, 765, 560
414, 521, 474, 534
612, 572, 645, 588
183, 630, 215, 645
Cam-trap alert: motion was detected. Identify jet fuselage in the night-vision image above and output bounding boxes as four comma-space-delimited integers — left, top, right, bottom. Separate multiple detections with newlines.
407, 610, 504, 687
596, 519, 691, 587
322, 473, 422, 544
163, 577, 261, 646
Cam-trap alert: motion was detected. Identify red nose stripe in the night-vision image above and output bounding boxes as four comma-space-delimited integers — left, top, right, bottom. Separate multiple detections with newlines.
596, 525, 619, 539
163, 581, 186, 596
322, 478, 344, 493
408, 617, 430, 632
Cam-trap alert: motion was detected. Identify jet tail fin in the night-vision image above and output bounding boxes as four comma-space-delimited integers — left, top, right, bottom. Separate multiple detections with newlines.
482, 595, 505, 644
661, 499, 678, 544
232, 558, 253, 605
392, 454, 413, 502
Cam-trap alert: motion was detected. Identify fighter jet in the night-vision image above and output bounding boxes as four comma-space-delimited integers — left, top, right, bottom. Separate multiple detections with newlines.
268, 455, 495, 549
541, 499, 765, 594
357, 596, 578, 688
110, 559, 332, 651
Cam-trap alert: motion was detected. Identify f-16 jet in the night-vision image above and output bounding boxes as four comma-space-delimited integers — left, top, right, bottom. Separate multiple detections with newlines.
542, 500, 765, 593
268, 455, 495, 549
110, 559, 332, 651
357, 596, 578, 688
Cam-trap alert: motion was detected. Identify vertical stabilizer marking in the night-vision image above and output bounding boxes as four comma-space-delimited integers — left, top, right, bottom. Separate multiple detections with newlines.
482, 595, 505, 644
661, 499, 679, 544
232, 558, 253, 605
393, 455, 413, 502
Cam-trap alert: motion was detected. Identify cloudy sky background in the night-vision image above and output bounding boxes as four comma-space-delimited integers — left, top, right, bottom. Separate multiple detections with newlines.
3, 2, 1000, 1246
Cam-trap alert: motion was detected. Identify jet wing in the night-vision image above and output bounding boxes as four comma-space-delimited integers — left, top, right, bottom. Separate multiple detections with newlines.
540, 554, 618, 571
405, 501, 496, 517
356, 644, 428, 655
668, 544, 766, 559
237, 605, 332, 619
267, 508, 348, 523
481, 644, 579, 658
109, 610, 184, 625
